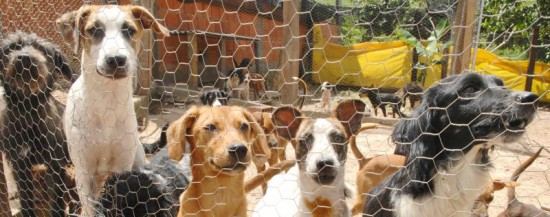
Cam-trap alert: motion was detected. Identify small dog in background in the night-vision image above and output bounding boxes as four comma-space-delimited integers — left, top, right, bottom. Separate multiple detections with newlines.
199, 90, 230, 106
226, 58, 252, 100
359, 86, 404, 118
249, 72, 266, 100
320, 81, 334, 112
400, 82, 423, 108
0, 31, 74, 216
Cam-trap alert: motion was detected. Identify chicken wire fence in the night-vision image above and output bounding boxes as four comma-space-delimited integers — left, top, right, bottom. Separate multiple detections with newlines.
0, 0, 548, 216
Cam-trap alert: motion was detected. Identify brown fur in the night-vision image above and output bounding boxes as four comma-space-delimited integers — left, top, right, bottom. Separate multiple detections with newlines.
350, 123, 406, 215
244, 159, 296, 193
252, 111, 291, 193
472, 181, 520, 217
303, 197, 333, 217
249, 72, 266, 100
56, 5, 169, 54
167, 106, 271, 217
30, 165, 79, 217
496, 148, 549, 217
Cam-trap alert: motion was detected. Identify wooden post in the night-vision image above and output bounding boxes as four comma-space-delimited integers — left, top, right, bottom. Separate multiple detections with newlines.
221, 39, 227, 82
525, 24, 539, 92
188, 33, 199, 90
280, 0, 301, 105
451, 0, 476, 74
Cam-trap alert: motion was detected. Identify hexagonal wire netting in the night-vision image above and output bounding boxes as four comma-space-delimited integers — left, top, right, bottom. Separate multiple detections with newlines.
0, 0, 548, 216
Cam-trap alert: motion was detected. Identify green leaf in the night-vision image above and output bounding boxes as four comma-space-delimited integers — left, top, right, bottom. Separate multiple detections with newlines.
434, 19, 450, 39
395, 28, 419, 47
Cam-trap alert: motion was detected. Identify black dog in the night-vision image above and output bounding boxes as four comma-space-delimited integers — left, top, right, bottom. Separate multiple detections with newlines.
98, 127, 190, 217
0, 31, 74, 216
199, 90, 230, 106
359, 87, 405, 118
401, 82, 423, 108
364, 73, 538, 217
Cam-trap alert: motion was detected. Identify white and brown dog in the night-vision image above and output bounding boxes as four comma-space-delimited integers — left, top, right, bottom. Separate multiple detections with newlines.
320, 81, 334, 113
56, 5, 169, 216
254, 99, 366, 217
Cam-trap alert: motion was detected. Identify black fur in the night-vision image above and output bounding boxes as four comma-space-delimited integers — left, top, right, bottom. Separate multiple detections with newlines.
143, 124, 169, 155
359, 88, 404, 118
0, 31, 74, 217
199, 90, 230, 106
97, 148, 190, 217
364, 73, 538, 217
401, 83, 423, 108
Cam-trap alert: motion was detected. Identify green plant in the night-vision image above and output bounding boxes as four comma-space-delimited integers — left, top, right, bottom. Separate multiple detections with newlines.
396, 18, 452, 85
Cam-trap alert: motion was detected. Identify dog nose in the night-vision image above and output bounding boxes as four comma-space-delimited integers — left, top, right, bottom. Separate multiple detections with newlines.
15, 55, 33, 68
105, 55, 127, 69
516, 92, 538, 103
228, 143, 248, 160
316, 159, 334, 170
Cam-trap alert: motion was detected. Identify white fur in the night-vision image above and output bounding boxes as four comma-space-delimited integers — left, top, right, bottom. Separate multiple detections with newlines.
254, 119, 351, 217
239, 73, 251, 100
392, 145, 492, 217
64, 6, 146, 216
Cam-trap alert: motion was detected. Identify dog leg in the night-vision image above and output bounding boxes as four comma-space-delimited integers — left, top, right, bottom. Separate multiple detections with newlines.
75, 169, 97, 217
12, 159, 37, 217
374, 107, 378, 117
381, 106, 387, 117
132, 140, 147, 170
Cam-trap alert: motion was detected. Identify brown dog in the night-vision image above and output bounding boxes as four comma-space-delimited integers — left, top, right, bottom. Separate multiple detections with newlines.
249, 72, 266, 100
167, 106, 271, 217
350, 124, 406, 215
497, 148, 549, 217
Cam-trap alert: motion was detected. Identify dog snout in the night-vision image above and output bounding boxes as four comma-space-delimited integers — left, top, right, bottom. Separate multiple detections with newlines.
14, 55, 34, 71
515, 91, 538, 103
316, 159, 334, 170
228, 143, 248, 160
105, 55, 127, 69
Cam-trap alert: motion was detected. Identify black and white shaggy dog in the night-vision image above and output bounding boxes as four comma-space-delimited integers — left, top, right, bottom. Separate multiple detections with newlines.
199, 89, 230, 106
364, 73, 538, 217
0, 31, 74, 216
97, 127, 190, 217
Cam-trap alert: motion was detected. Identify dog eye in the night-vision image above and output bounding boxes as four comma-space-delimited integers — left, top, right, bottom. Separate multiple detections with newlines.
332, 133, 346, 144
122, 27, 137, 38
240, 123, 249, 132
300, 134, 313, 150
461, 85, 479, 95
87, 27, 105, 39
204, 124, 217, 132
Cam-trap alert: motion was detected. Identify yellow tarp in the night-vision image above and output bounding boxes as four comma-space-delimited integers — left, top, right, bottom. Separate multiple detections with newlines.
311, 26, 550, 102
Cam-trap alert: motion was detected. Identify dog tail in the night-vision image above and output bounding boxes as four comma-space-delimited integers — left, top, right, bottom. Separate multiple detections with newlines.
292, 77, 307, 109
507, 147, 543, 204
351, 123, 378, 168
244, 160, 296, 193
143, 124, 169, 155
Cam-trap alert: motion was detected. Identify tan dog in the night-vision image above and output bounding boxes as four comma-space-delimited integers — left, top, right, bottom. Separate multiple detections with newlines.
350, 124, 406, 215
167, 106, 271, 217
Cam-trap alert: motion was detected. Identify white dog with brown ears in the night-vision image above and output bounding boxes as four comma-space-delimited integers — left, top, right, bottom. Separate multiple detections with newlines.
254, 99, 366, 217
57, 5, 169, 216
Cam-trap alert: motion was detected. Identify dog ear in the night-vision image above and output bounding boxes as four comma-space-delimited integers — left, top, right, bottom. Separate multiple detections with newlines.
272, 106, 303, 141
333, 99, 366, 136
493, 181, 520, 191
167, 106, 200, 161
199, 93, 208, 105
52, 47, 74, 81
56, 7, 93, 54
130, 6, 170, 37
243, 110, 271, 163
